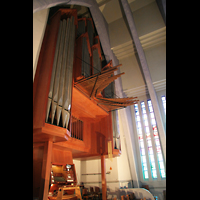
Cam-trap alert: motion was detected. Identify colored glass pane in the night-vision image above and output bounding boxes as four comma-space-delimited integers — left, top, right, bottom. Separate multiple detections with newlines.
147, 99, 166, 179
161, 96, 166, 115
134, 104, 149, 180
141, 101, 157, 180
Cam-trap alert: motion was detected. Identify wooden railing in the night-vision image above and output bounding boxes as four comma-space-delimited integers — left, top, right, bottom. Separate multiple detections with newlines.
71, 116, 83, 141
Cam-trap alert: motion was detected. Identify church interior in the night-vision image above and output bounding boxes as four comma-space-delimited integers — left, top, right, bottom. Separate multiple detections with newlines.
33, 0, 166, 200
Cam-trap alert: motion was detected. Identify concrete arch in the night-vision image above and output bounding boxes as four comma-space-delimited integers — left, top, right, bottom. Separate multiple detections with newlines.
33, 0, 95, 13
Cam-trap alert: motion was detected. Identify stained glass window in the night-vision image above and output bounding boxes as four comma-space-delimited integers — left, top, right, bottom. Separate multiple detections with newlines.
141, 102, 157, 179
147, 100, 166, 178
134, 104, 149, 180
161, 96, 166, 115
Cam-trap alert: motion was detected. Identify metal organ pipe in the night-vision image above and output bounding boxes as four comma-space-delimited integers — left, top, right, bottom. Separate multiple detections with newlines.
46, 21, 63, 123
87, 19, 94, 47
57, 18, 71, 125
45, 16, 75, 129
63, 16, 75, 128
51, 19, 67, 124
81, 37, 90, 77
93, 48, 101, 74
77, 20, 85, 37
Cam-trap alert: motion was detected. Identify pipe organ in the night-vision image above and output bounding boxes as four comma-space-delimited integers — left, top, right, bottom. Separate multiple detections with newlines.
33, 7, 138, 144
33, 7, 139, 200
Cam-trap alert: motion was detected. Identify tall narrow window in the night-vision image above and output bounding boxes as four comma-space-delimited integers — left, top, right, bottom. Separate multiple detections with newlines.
147, 100, 166, 178
161, 96, 166, 115
141, 102, 157, 179
134, 104, 149, 180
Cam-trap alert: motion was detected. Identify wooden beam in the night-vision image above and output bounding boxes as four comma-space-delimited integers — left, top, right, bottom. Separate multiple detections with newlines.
101, 155, 107, 200
39, 140, 53, 200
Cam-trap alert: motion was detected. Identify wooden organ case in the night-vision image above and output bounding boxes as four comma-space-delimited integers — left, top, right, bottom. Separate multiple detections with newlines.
33, 7, 138, 200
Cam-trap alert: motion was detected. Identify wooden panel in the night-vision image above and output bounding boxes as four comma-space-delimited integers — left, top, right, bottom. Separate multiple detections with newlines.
33, 145, 44, 198
52, 148, 73, 165
33, 145, 44, 161
71, 87, 108, 119
96, 132, 106, 155
39, 140, 53, 200
53, 173, 63, 177
33, 123, 70, 143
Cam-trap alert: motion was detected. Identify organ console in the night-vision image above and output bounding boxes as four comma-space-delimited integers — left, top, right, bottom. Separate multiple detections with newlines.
48, 164, 81, 200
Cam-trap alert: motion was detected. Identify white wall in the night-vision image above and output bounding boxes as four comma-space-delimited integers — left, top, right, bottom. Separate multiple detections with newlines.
119, 54, 145, 91
33, 8, 49, 81
80, 158, 119, 192
108, 1, 165, 48
117, 113, 135, 189
132, 1, 165, 37
144, 42, 166, 83
109, 17, 132, 48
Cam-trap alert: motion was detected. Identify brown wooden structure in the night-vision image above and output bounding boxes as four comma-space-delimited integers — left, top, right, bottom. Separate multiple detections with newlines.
33, 8, 138, 200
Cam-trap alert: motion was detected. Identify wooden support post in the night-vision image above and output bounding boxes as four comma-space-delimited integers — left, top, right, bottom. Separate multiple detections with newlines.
39, 140, 53, 200
101, 155, 107, 200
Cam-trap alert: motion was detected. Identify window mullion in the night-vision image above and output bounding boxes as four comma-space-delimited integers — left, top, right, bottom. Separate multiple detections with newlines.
145, 100, 161, 181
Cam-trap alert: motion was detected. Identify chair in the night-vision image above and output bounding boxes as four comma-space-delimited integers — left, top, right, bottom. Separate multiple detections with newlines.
129, 193, 136, 200
91, 187, 99, 200
94, 187, 100, 193
94, 187, 102, 200
126, 194, 130, 200
89, 187, 97, 200
90, 187, 94, 194
82, 188, 93, 200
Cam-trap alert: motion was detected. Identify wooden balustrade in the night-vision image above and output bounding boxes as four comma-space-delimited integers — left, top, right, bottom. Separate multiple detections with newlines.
71, 116, 83, 140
